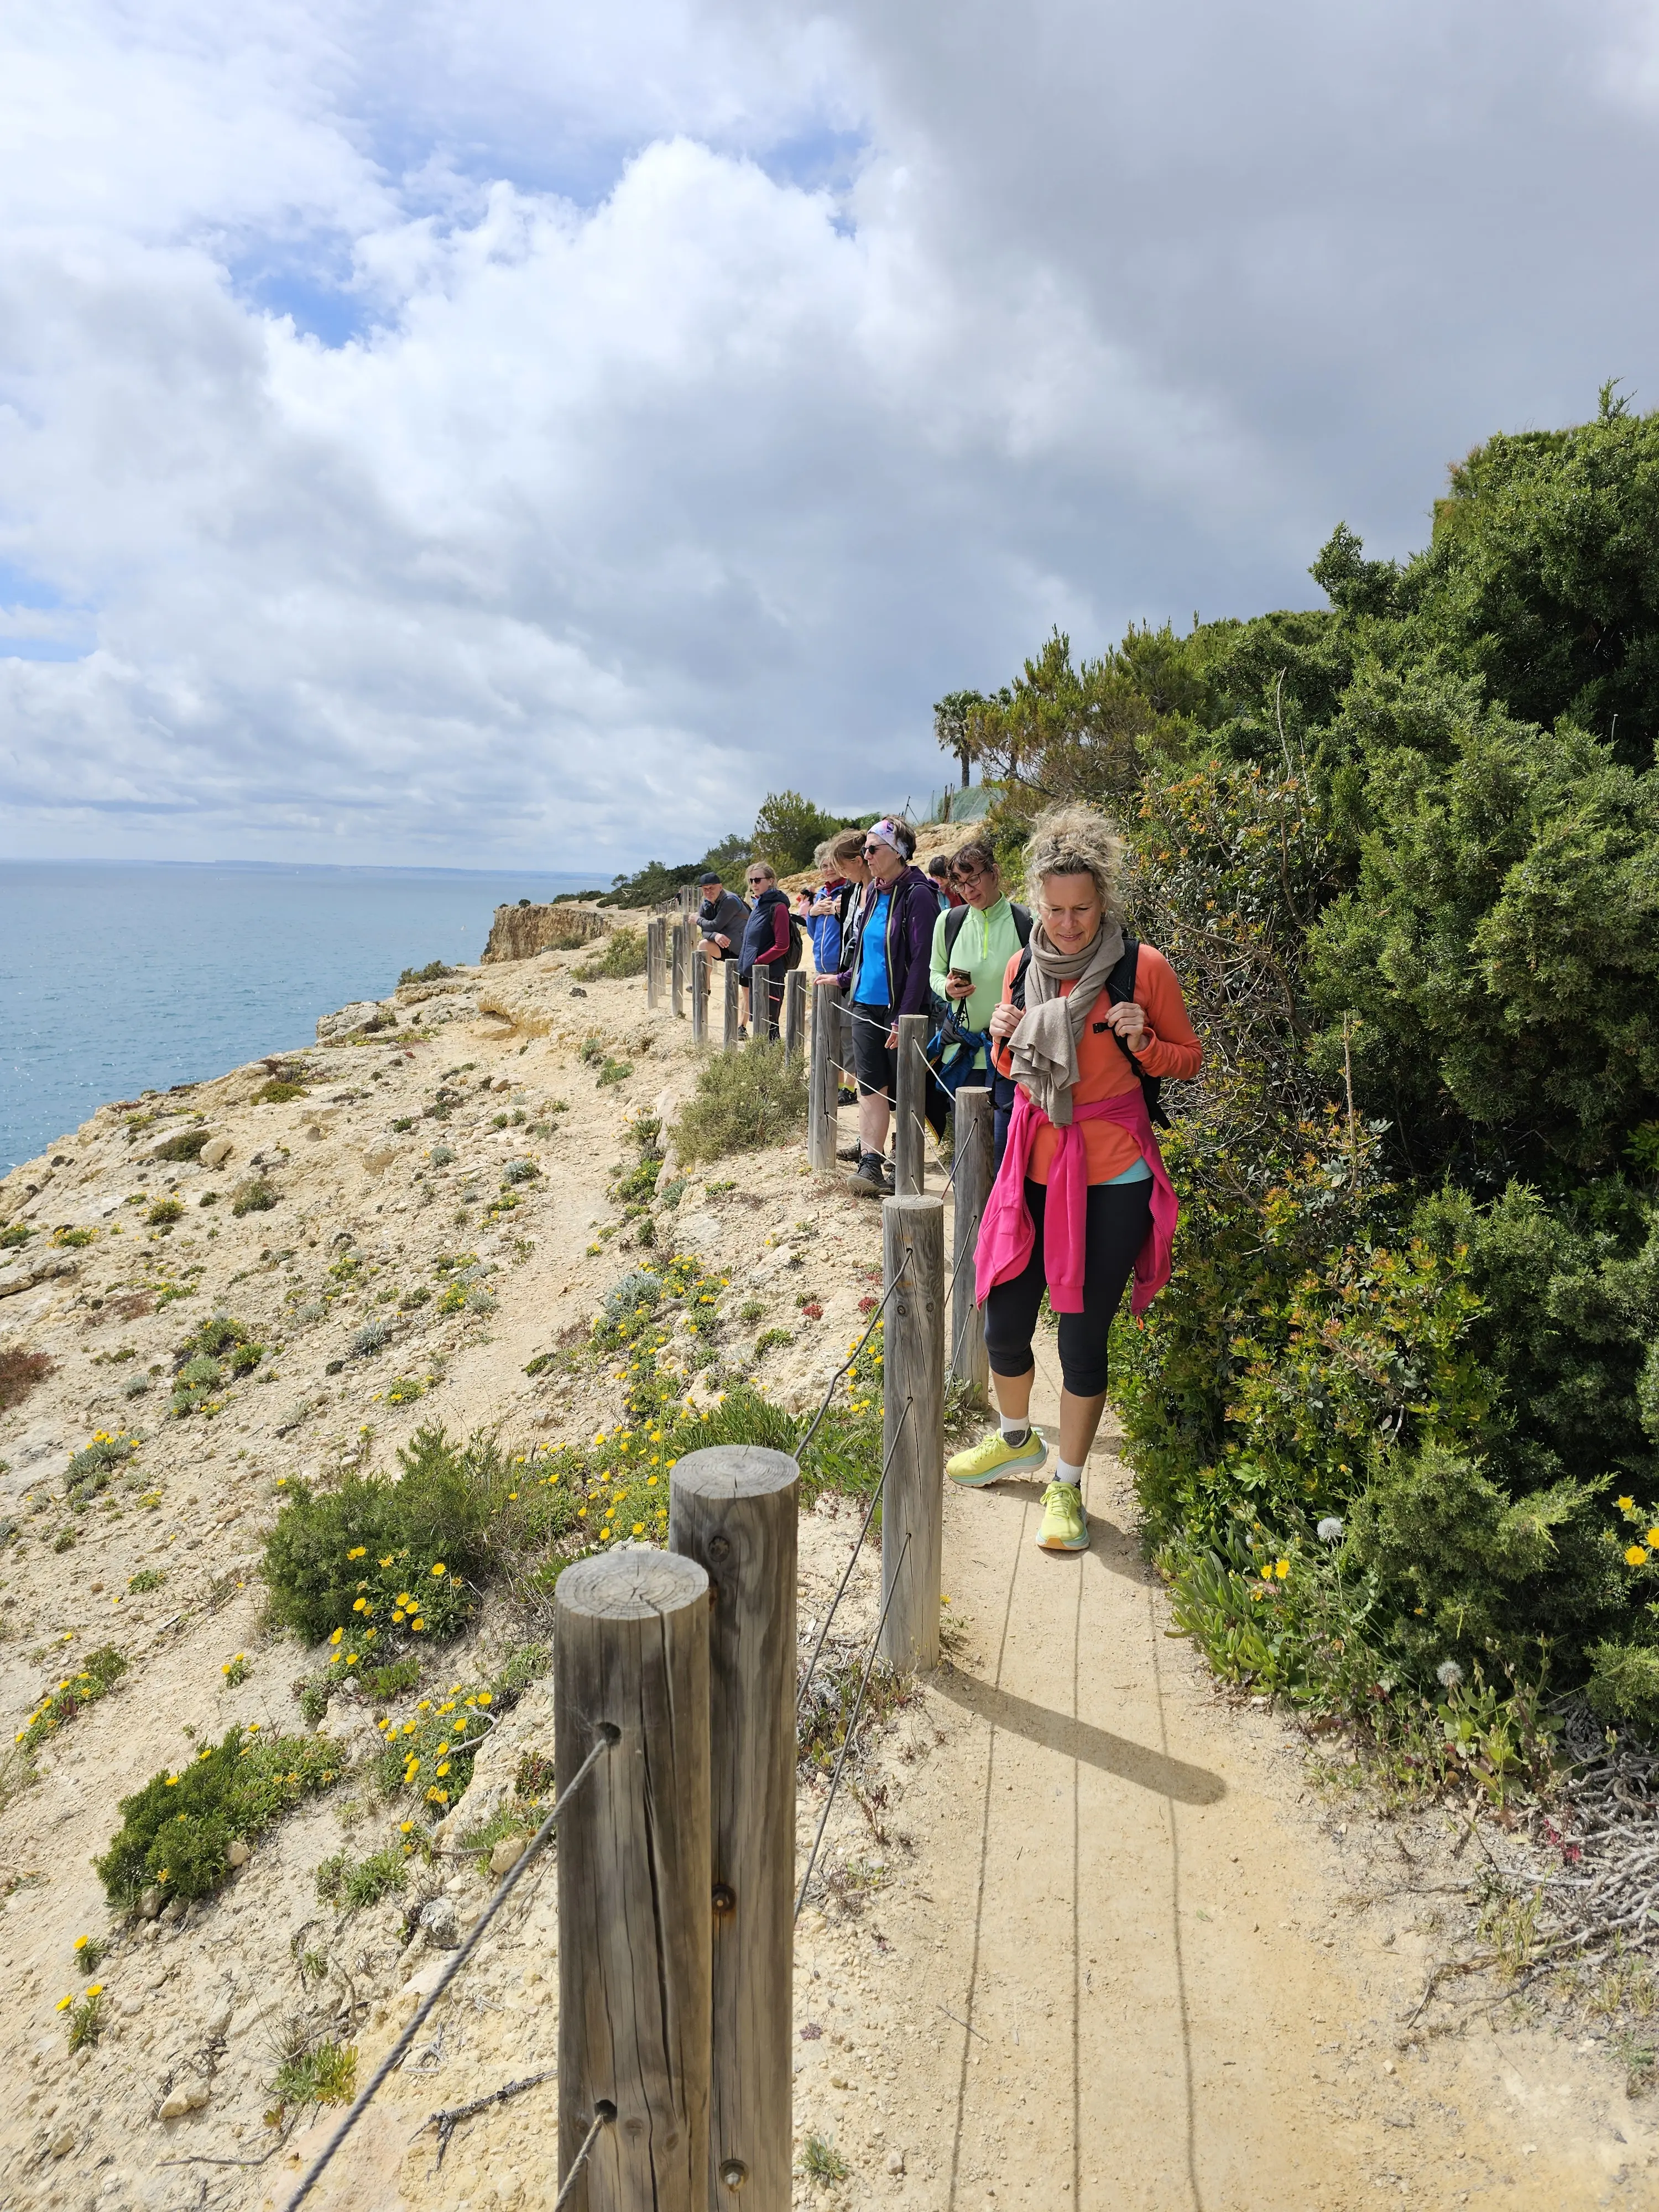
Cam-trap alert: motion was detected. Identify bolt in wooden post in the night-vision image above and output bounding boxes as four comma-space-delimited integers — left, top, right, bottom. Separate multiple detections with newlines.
556, 1550, 712, 2212
894, 1012, 928, 1197
670, 1447, 798, 2212
807, 981, 841, 1170
691, 945, 709, 1046
722, 960, 741, 1051
948, 1084, 992, 1401
879, 1193, 945, 1672
671, 922, 686, 1018
782, 971, 805, 1063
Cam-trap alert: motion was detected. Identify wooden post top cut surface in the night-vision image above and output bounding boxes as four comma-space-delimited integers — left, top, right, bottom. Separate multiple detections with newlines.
884, 1193, 945, 1222
672, 1445, 799, 1503
556, 1548, 709, 1620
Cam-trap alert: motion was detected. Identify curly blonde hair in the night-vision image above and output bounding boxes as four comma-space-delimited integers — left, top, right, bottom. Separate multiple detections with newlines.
1023, 805, 1126, 923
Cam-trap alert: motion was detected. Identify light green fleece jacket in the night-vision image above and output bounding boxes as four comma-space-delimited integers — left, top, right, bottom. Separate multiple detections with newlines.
927, 895, 1024, 1073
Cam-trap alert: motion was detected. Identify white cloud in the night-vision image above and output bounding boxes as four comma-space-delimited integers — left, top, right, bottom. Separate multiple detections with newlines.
2, 0, 1657, 868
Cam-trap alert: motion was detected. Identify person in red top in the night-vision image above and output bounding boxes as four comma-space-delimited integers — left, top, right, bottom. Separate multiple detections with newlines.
946, 806, 1202, 1553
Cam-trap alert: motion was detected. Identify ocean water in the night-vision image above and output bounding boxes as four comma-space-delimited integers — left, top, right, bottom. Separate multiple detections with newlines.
0, 860, 597, 1173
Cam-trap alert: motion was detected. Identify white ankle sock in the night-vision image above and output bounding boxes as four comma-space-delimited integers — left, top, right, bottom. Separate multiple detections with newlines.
999, 1413, 1030, 1444
1056, 1457, 1085, 1489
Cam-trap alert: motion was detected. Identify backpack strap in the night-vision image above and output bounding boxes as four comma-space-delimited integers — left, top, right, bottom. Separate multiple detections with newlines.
943, 903, 969, 962
1006, 935, 1168, 1126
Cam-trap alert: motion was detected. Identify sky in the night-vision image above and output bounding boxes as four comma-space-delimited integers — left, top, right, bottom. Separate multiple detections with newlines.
3, 0, 1658, 875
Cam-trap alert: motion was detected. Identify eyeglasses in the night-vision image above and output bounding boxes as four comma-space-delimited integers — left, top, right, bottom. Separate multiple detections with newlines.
952, 862, 988, 883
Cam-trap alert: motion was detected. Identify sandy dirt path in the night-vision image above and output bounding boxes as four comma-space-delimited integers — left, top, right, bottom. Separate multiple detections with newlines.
785, 1321, 1655, 2210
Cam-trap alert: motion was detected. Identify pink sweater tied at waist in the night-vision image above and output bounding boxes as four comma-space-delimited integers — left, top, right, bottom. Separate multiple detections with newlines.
974, 1086, 1178, 1318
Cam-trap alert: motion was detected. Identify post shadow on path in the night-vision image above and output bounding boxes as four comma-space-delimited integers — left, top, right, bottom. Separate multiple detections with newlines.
931, 1666, 1227, 1807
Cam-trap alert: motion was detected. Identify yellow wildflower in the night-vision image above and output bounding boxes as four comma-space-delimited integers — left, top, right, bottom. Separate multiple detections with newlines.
1627, 1546, 1649, 1567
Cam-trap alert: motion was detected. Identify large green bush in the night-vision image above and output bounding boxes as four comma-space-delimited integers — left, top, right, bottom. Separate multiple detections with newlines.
95, 1727, 341, 1907
671, 1042, 808, 1165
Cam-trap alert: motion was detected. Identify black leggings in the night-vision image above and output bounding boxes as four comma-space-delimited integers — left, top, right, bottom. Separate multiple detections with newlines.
983, 1177, 1152, 1399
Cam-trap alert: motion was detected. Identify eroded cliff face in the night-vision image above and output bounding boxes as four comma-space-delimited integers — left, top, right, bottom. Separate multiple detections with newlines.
479, 902, 609, 965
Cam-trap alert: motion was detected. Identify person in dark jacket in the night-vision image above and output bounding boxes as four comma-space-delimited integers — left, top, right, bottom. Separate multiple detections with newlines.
696, 872, 750, 964
827, 816, 939, 1196
737, 862, 794, 1039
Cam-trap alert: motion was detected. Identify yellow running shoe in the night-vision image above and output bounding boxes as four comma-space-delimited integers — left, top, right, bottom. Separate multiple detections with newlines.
1036, 1480, 1088, 1552
946, 1428, 1048, 1488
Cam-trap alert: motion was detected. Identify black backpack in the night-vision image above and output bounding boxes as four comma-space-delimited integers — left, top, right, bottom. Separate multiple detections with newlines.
942, 898, 1032, 966
1008, 935, 1171, 1128
783, 912, 805, 971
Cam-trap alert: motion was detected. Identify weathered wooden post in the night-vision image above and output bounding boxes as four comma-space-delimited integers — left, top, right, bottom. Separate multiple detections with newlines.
782, 971, 805, 1063
671, 922, 686, 1018
893, 1012, 928, 1197
670, 1448, 798, 2211
807, 982, 841, 1170
691, 946, 709, 1046
949, 1084, 993, 1401
879, 1193, 945, 1672
722, 961, 741, 1051
556, 1550, 712, 2211
646, 919, 664, 1010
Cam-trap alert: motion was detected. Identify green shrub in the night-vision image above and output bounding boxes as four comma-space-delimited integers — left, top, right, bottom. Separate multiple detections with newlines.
93, 1725, 341, 1907
596, 1058, 633, 1087
671, 1042, 809, 1166
128, 1568, 165, 1593
65, 1433, 139, 1507
0, 1223, 31, 1249
399, 961, 453, 985
20, 1645, 127, 1750
54, 1227, 95, 1248
232, 1177, 278, 1216
315, 1845, 406, 1909
260, 1429, 493, 1648
145, 1197, 184, 1227
574, 927, 646, 981
502, 1156, 539, 1185
151, 1129, 210, 1163
269, 2040, 356, 2114
253, 1079, 308, 1104
61, 1989, 106, 2052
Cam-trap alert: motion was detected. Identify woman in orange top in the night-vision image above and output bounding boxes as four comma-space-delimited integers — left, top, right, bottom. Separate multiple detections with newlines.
946, 807, 1202, 1553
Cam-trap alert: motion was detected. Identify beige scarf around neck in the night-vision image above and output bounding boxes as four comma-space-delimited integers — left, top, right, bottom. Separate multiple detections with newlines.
1007, 916, 1124, 1125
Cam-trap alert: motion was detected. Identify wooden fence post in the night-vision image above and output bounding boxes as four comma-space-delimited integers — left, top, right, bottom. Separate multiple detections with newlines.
722, 961, 741, 1051
646, 919, 664, 1011
807, 982, 841, 1170
671, 923, 686, 1019
879, 1194, 945, 1672
893, 1012, 927, 1197
782, 971, 805, 1063
556, 1550, 712, 2211
948, 1085, 992, 1401
670, 1448, 798, 2211
691, 946, 709, 1046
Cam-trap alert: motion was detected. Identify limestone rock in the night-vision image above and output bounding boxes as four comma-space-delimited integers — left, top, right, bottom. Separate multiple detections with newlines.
488, 1835, 527, 1879
419, 1896, 461, 1949
159, 2081, 210, 2119
199, 1135, 233, 1170
225, 1838, 251, 1868
137, 1887, 163, 1921
481, 903, 607, 964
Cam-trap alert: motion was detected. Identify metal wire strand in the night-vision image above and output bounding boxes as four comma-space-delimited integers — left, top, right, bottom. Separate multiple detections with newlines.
794, 1528, 913, 1922
794, 1248, 912, 1462
552, 2105, 614, 2211
283, 1730, 614, 2212
795, 1395, 912, 1715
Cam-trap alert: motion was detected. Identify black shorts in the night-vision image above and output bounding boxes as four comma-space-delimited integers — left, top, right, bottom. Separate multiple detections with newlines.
983, 1176, 1152, 1398
849, 999, 895, 1102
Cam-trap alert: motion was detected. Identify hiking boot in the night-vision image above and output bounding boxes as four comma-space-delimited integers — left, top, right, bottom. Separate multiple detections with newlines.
837, 1139, 863, 1163
879, 1157, 895, 1194
846, 1151, 886, 1197
1036, 1480, 1088, 1552
947, 1429, 1048, 1488
837, 1086, 857, 1106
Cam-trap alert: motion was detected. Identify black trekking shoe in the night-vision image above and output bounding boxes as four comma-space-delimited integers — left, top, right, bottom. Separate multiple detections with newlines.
846, 1151, 885, 1197
837, 1139, 863, 1163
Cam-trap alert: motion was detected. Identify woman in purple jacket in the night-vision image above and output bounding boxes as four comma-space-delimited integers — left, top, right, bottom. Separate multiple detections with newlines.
828, 816, 939, 1196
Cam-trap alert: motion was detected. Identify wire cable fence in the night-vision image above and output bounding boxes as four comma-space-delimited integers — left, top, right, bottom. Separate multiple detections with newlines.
283, 1729, 615, 2212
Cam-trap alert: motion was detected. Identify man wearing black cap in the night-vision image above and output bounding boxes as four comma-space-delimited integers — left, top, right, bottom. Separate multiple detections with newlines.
695, 871, 751, 966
